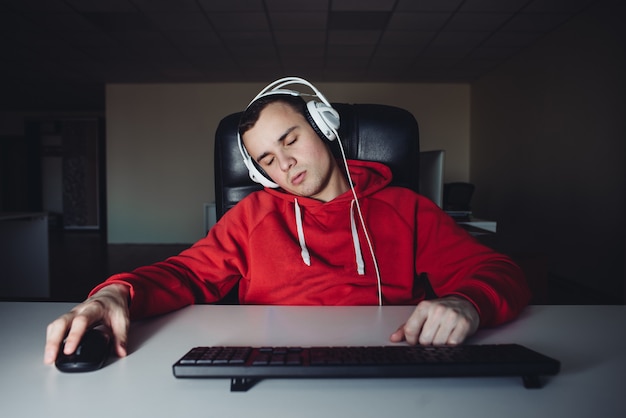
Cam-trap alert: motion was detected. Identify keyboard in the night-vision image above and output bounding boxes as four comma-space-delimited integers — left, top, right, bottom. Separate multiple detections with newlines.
172, 344, 560, 391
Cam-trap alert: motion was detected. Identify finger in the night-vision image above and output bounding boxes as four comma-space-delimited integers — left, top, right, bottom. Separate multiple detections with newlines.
446, 317, 471, 346
61, 314, 90, 355
60, 299, 107, 355
108, 307, 130, 357
429, 306, 474, 345
431, 311, 457, 345
44, 315, 72, 364
418, 317, 440, 345
418, 302, 447, 345
402, 304, 430, 345
390, 324, 406, 343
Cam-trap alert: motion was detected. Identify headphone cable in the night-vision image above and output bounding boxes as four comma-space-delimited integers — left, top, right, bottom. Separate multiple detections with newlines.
333, 127, 384, 306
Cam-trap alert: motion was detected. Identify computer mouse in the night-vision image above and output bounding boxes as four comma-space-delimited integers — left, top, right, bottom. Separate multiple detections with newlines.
55, 328, 111, 373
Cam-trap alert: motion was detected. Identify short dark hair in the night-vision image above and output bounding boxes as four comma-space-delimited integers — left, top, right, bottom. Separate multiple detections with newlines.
238, 94, 307, 138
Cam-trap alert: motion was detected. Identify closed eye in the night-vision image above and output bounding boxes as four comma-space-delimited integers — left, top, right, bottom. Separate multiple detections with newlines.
255, 126, 298, 166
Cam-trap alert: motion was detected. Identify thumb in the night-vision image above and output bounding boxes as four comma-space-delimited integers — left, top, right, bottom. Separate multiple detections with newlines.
389, 323, 406, 343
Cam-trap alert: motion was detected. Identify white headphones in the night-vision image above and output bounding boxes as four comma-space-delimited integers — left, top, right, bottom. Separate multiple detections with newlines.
237, 77, 340, 188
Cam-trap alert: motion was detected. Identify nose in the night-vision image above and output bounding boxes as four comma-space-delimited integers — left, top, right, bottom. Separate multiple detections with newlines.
276, 151, 295, 172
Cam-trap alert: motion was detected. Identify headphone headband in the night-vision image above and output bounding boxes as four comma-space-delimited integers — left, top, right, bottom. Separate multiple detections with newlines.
248, 77, 333, 108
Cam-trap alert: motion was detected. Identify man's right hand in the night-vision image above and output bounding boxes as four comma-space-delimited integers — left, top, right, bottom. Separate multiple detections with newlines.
43, 284, 131, 365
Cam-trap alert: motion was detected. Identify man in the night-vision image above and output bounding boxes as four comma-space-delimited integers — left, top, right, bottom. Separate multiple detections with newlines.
44, 80, 530, 366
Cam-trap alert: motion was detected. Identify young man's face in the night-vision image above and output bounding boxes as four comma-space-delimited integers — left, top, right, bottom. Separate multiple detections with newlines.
242, 101, 348, 202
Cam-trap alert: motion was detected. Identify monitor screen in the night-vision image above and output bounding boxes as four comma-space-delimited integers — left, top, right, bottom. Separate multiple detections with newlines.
419, 150, 445, 208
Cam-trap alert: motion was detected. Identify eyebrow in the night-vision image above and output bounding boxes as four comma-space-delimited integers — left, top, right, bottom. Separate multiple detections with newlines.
256, 126, 298, 162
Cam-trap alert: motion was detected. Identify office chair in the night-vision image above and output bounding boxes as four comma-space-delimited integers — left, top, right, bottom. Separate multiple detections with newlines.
213, 103, 420, 302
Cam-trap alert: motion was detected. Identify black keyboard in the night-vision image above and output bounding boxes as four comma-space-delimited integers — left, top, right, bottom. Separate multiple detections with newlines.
172, 344, 560, 391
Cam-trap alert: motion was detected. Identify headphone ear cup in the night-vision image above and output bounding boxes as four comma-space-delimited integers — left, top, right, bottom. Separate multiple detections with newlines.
238, 133, 279, 188
244, 157, 279, 188
306, 100, 340, 141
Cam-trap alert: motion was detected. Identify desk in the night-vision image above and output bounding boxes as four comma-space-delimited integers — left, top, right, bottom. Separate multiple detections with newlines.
0, 303, 624, 418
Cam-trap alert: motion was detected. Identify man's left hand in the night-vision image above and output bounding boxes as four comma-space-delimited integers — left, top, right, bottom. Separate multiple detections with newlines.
390, 296, 480, 346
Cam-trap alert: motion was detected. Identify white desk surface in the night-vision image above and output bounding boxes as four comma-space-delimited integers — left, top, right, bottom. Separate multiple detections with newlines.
0, 303, 624, 418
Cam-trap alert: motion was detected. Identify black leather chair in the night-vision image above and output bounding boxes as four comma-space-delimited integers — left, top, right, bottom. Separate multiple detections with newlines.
214, 103, 420, 220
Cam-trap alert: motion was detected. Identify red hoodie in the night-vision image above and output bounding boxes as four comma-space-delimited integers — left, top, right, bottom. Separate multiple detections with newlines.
92, 160, 530, 327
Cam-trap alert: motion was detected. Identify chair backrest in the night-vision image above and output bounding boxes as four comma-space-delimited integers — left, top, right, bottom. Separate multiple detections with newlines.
214, 103, 420, 220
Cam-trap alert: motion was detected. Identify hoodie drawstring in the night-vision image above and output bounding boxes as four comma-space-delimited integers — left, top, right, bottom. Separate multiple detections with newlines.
293, 198, 365, 275
294, 198, 311, 266
350, 200, 366, 275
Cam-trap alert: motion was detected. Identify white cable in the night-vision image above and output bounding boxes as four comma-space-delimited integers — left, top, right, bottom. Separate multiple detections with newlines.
332, 127, 384, 306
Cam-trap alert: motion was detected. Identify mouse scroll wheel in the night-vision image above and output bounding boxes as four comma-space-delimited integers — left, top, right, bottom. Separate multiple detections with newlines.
76, 345, 82, 356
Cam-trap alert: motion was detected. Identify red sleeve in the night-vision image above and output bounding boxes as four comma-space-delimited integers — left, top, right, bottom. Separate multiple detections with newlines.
415, 197, 531, 327
89, 209, 249, 320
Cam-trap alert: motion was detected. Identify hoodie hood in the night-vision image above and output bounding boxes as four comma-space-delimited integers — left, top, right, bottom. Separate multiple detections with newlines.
263, 160, 392, 279
264, 159, 393, 206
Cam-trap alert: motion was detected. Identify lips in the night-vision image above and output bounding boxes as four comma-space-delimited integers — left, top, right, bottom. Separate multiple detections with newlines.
291, 171, 306, 186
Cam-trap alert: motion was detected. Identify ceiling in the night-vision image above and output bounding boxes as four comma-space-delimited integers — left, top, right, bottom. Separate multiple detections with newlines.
1, 0, 599, 110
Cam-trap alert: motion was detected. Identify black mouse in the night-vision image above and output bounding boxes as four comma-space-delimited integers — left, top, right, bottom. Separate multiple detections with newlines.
55, 328, 112, 373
